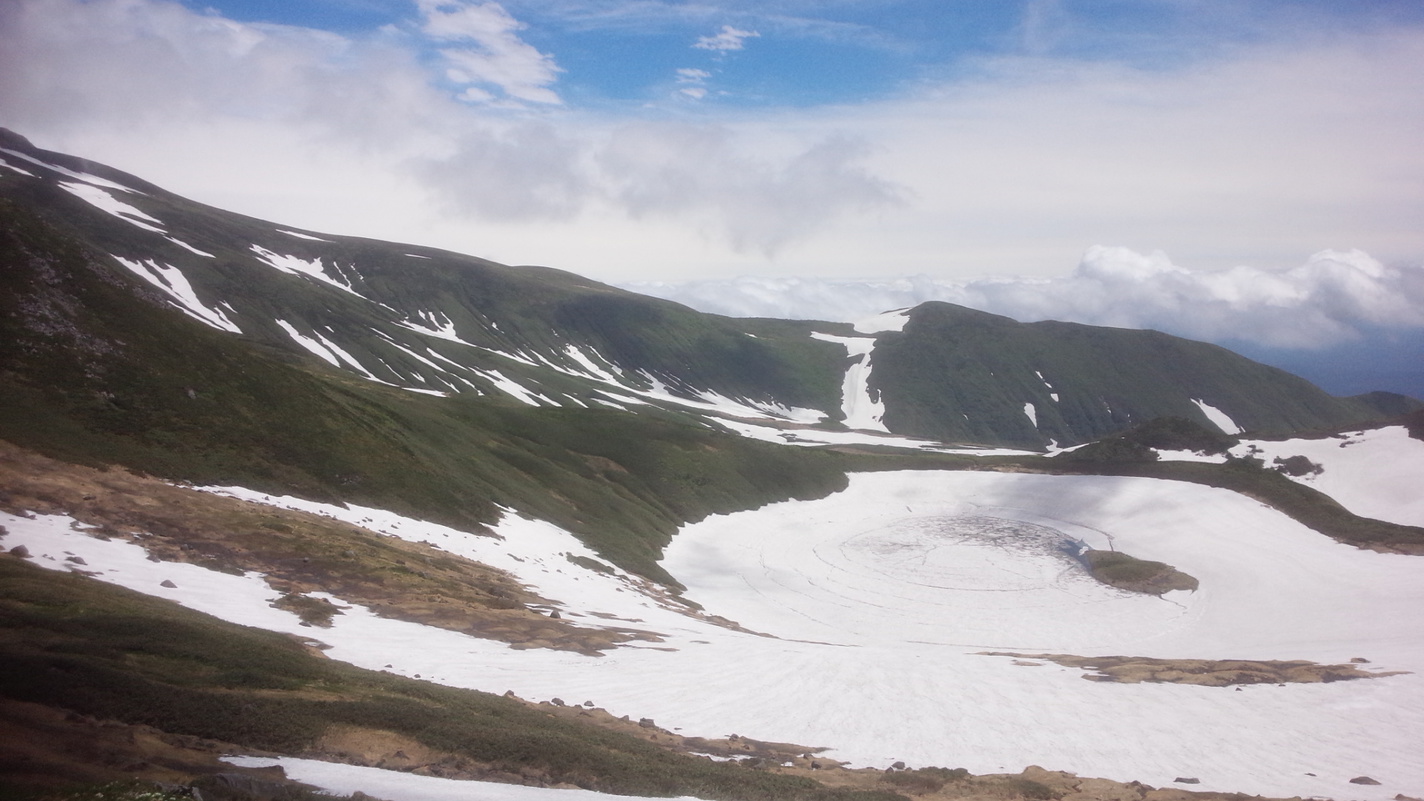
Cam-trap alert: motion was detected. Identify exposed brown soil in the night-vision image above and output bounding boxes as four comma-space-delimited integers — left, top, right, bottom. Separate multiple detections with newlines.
981, 652, 1404, 686
0, 697, 282, 791
0, 439, 660, 655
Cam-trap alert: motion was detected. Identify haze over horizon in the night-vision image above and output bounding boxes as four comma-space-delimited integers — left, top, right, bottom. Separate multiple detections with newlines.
3, 0, 1423, 393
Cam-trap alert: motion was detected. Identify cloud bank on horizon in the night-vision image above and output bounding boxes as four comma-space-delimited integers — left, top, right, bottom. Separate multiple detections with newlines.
1, 0, 1423, 379
627, 247, 1424, 397
628, 247, 1424, 349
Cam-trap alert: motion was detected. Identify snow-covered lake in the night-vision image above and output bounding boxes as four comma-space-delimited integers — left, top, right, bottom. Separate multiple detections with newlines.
5, 469, 1422, 801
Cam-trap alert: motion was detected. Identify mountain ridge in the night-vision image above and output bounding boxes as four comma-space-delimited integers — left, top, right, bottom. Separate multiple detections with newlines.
2, 127, 1412, 456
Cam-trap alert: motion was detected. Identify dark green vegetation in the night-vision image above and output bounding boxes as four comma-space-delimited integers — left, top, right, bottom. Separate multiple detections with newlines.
871, 303, 1407, 448
0, 557, 905, 801
0, 191, 847, 584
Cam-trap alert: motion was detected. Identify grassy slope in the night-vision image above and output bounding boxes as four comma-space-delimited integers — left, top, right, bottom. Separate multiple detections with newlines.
871, 302, 1392, 447
0, 134, 847, 417
0, 197, 848, 585
0, 557, 904, 801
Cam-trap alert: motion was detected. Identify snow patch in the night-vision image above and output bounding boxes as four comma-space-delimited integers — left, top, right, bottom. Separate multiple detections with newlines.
1023, 402, 1038, 428
810, 332, 887, 432
0, 155, 37, 177
275, 319, 340, 367
852, 308, 911, 334
58, 181, 163, 232
0, 147, 137, 192
111, 256, 241, 333
1221, 427, 1424, 528
278, 229, 332, 242
1037, 371, 1061, 402
1192, 399, 1243, 435
224, 756, 690, 801
250, 245, 363, 296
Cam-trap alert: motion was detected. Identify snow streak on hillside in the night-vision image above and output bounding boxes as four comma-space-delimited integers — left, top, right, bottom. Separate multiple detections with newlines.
811, 332, 887, 432
5, 470, 1422, 801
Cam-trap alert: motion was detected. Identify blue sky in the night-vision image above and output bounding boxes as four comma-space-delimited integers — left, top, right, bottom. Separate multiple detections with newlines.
2, 0, 1424, 383
174, 0, 1424, 108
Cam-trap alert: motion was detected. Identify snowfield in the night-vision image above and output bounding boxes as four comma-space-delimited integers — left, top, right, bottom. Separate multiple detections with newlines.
4, 470, 1423, 801
1159, 424, 1424, 528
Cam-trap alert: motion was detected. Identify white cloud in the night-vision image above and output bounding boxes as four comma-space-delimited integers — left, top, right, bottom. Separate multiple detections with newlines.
596, 123, 904, 255
417, 0, 562, 104
0, 0, 893, 261
627, 248, 1424, 350
674, 66, 711, 100
1, 0, 1420, 285
693, 25, 759, 52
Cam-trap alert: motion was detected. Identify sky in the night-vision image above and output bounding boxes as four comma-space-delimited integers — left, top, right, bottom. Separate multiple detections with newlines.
2, 0, 1424, 392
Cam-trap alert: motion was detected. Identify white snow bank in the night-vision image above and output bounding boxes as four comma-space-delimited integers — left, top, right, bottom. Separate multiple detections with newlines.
250, 244, 362, 296
662, 472, 1424, 799
811, 332, 887, 432
1191, 399, 1242, 434
224, 756, 708, 801
1238, 426, 1424, 528
710, 417, 1039, 455
1156, 425, 1424, 529
852, 308, 911, 334
112, 257, 241, 333
0, 147, 137, 192
278, 229, 332, 242
59, 181, 164, 233
275, 319, 341, 367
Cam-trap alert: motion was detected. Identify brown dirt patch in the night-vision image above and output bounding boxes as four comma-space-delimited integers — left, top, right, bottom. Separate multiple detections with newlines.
0, 697, 274, 791
981, 652, 1405, 686
0, 438, 660, 654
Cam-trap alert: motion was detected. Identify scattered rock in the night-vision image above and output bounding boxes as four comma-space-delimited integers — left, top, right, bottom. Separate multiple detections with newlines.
892, 761, 906, 770
9, 545, 31, 558
1351, 776, 1382, 785
66, 555, 87, 565
550, 698, 565, 707
160, 579, 177, 588
638, 718, 655, 728
1174, 777, 1201, 784
549, 610, 561, 619
1351, 657, 1371, 663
